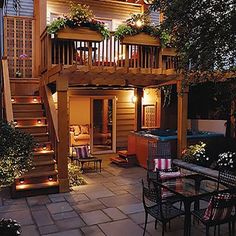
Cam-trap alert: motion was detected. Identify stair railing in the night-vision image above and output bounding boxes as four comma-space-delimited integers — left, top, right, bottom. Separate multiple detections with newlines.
40, 81, 59, 161
2, 57, 13, 122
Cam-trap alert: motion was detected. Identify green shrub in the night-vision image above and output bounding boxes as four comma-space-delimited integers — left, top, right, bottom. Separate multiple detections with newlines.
68, 161, 86, 187
0, 121, 35, 187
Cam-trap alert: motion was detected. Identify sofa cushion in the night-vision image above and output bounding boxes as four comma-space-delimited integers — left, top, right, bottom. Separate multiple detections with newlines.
73, 125, 81, 136
80, 124, 89, 134
154, 158, 172, 171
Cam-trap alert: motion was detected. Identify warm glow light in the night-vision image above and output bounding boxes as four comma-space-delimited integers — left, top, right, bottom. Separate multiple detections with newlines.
136, 20, 143, 28
33, 98, 37, 102
37, 119, 42, 124
14, 121, 18, 125
131, 96, 137, 103
19, 178, 24, 184
42, 146, 47, 150
11, 98, 15, 102
48, 176, 53, 181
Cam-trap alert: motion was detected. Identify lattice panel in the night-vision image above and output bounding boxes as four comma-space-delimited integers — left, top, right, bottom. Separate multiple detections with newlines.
4, 16, 34, 78
143, 105, 156, 127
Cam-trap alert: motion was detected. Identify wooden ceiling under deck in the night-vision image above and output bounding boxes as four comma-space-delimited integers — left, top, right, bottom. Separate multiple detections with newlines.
46, 65, 178, 88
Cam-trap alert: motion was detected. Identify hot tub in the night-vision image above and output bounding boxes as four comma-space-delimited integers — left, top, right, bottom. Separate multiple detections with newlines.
128, 129, 224, 168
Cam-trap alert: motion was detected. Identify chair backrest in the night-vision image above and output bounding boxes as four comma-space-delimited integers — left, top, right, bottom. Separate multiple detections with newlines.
208, 192, 236, 221
147, 141, 171, 171
217, 170, 236, 190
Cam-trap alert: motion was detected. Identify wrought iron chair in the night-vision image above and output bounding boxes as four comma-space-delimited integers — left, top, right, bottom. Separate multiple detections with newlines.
191, 190, 236, 236
142, 179, 185, 236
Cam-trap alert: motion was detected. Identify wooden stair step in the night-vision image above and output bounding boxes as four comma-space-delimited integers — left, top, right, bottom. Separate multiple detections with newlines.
31, 160, 56, 172
11, 96, 41, 103
16, 125, 48, 134
32, 133, 50, 142
33, 159, 56, 166
15, 181, 59, 191
13, 103, 43, 111
17, 170, 58, 179
13, 110, 44, 118
118, 150, 136, 158
15, 117, 47, 126
34, 141, 52, 151
12, 181, 59, 198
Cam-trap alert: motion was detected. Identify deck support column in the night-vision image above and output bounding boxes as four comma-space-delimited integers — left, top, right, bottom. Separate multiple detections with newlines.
177, 79, 189, 158
56, 77, 69, 193
134, 88, 143, 131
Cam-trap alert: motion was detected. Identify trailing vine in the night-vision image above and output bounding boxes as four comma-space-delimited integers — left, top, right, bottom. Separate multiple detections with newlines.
161, 85, 172, 107
47, 2, 110, 39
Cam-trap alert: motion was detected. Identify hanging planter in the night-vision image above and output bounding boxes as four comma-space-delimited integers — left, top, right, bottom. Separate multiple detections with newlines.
56, 27, 104, 42
121, 32, 161, 46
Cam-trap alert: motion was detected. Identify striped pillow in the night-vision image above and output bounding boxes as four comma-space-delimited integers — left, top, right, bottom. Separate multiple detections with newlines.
154, 158, 172, 171
204, 193, 233, 221
75, 146, 89, 159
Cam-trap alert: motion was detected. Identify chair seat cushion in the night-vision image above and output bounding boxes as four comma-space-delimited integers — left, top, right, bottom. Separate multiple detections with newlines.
159, 171, 181, 180
74, 145, 89, 159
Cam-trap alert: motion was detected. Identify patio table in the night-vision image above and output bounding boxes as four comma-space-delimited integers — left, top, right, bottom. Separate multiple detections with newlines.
155, 174, 227, 236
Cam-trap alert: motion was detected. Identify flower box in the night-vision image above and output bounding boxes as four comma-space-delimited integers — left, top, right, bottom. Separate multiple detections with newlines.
56, 27, 104, 42
121, 32, 161, 46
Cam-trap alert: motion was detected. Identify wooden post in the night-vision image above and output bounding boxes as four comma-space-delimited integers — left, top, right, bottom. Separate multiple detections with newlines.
158, 48, 163, 69
125, 45, 129, 70
56, 77, 69, 193
102, 99, 108, 134
177, 79, 188, 158
134, 88, 143, 131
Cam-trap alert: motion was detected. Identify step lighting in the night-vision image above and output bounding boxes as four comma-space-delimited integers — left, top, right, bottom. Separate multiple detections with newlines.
42, 145, 47, 151
37, 119, 42, 124
19, 178, 24, 184
11, 98, 15, 102
48, 176, 53, 181
33, 98, 37, 102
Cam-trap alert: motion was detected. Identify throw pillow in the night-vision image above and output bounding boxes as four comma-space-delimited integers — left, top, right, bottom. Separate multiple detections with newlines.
75, 146, 89, 159
159, 171, 181, 180
80, 124, 89, 134
154, 158, 172, 171
73, 125, 81, 136
204, 193, 233, 221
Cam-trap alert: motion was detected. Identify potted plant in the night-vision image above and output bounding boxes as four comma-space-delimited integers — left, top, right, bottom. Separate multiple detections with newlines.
216, 151, 236, 173
114, 13, 168, 47
47, 2, 109, 41
0, 121, 35, 190
0, 218, 21, 236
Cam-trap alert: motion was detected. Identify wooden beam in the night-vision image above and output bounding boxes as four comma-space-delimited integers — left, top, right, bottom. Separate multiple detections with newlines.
177, 79, 189, 158
56, 77, 69, 193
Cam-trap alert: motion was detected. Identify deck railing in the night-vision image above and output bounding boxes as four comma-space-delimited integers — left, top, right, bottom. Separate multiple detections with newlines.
40, 81, 59, 160
40, 30, 177, 74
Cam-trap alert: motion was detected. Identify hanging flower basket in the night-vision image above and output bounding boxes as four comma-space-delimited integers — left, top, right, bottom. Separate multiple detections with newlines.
121, 32, 161, 46
56, 27, 104, 42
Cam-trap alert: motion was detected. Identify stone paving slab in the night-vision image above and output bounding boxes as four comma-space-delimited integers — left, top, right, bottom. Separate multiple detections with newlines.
21, 225, 40, 236
27, 195, 51, 206
39, 225, 58, 235
81, 225, 105, 236
102, 207, 127, 221
99, 218, 143, 236
42, 229, 83, 236
54, 216, 85, 230
52, 210, 78, 221
64, 193, 89, 203
99, 193, 140, 208
72, 199, 106, 213
46, 202, 73, 214
117, 203, 144, 214
32, 209, 54, 226
80, 210, 111, 225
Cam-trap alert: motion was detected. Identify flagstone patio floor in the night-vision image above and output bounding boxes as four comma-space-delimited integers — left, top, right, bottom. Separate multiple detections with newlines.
0, 154, 231, 236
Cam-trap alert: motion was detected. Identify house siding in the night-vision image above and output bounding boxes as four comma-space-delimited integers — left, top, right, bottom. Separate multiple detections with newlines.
4, 0, 34, 17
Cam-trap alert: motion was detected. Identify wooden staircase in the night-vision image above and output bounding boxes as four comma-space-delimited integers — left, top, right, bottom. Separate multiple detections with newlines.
10, 78, 59, 198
